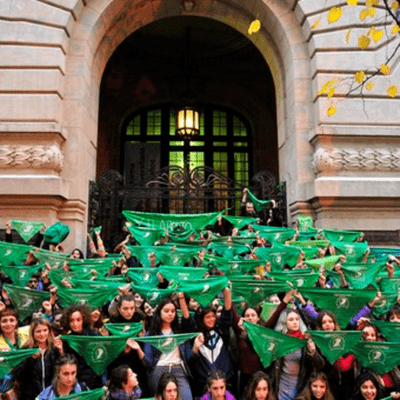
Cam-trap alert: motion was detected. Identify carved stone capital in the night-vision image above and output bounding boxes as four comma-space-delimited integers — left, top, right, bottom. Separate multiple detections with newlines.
0, 145, 63, 172
312, 147, 400, 174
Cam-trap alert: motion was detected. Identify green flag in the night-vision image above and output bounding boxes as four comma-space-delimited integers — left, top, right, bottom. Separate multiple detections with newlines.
330, 241, 369, 262
127, 268, 160, 287
322, 229, 363, 243
56, 286, 117, 309
158, 266, 208, 282
122, 210, 222, 231
62, 335, 128, 375
136, 332, 199, 354
244, 321, 306, 368
178, 276, 229, 308
372, 320, 400, 342
131, 285, 175, 307
3, 284, 50, 321
0, 349, 40, 378
352, 341, 400, 374
0, 240, 34, 267
222, 215, 259, 229
33, 248, 70, 269
371, 292, 399, 318
57, 388, 105, 400
126, 225, 164, 246
304, 255, 341, 271
269, 270, 319, 288
309, 330, 363, 364
11, 220, 44, 243
231, 280, 290, 306
104, 322, 143, 337
299, 288, 376, 328
246, 189, 271, 213
0, 264, 43, 287
298, 216, 314, 231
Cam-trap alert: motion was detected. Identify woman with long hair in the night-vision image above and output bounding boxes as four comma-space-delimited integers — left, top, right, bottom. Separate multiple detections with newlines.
14, 318, 63, 400
350, 373, 384, 400
200, 370, 236, 400
106, 365, 142, 400
154, 373, 181, 400
128, 294, 197, 400
246, 371, 273, 400
36, 354, 90, 399
296, 372, 334, 400
60, 304, 103, 388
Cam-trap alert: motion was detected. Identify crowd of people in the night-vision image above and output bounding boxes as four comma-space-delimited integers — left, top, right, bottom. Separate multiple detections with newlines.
1, 196, 400, 400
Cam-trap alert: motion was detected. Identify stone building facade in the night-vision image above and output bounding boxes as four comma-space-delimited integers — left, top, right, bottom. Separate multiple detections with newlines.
0, 0, 399, 250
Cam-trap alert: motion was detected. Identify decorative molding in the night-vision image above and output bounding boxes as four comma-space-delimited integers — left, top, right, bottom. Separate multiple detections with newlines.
312, 147, 400, 174
0, 145, 63, 172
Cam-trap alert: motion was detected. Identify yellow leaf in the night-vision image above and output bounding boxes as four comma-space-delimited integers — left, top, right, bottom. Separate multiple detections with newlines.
328, 7, 343, 23
248, 20, 261, 35
345, 28, 352, 43
327, 87, 335, 98
392, 24, 400, 34
366, 81, 375, 90
368, 7, 376, 17
327, 105, 337, 117
392, 1, 399, 10
359, 9, 369, 21
372, 30, 384, 42
358, 35, 371, 49
368, 26, 376, 36
355, 71, 365, 83
387, 84, 398, 98
311, 18, 321, 30
381, 64, 391, 75
318, 78, 338, 95
366, 0, 379, 6
347, 0, 358, 5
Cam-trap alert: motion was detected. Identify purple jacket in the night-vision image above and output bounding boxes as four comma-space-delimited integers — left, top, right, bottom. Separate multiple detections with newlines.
200, 391, 236, 400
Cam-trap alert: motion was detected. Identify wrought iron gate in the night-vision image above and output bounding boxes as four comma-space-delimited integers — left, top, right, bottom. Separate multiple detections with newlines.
88, 167, 287, 249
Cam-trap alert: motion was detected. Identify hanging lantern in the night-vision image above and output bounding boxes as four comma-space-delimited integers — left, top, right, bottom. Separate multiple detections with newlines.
176, 107, 200, 140
182, 0, 196, 12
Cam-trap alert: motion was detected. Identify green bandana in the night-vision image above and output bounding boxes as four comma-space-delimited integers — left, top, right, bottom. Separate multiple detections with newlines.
131, 285, 175, 307
244, 321, 306, 368
327, 262, 385, 290
167, 227, 198, 244
304, 255, 341, 271
58, 388, 106, 400
231, 280, 290, 306
158, 266, 208, 283
255, 245, 301, 270
298, 216, 314, 231
379, 277, 400, 294
261, 301, 279, 321
104, 322, 143, 337
0, 240, 34, 266
178, 276, 229, 308
11, 220, 44, 243
330, 241, 369, 262
122, 210, 222, 231
288, 240, 329, 249
372, 320, 400, 342
56, 286, 117, 309
62, 335, 128, 375
371, 292, 399, 318
0, 264, 43, 287
127, 268, 160, 287
66, 278, 123, 291
309, 330, 363, 364
287, 245, 320, 261
3, 284, 50, 321
352, 341, 400, 374
297, 229, 319, 241
0, 349, 40, 378
322, 229, 363, 243
208, 243, 251, 259
258, 230, 296, 244
246, 189, 271, 213
299, 288, 376, 328
67, 258, 120, 271
222, 215, 259, 229
136, 332, 199, 354
33, 249, 70, 269
370, 247, 400, 261
268, 270, 319, 288
203, 254, 262, 275
43, 222, 70, 244
48, 270, 94, 287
